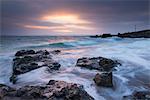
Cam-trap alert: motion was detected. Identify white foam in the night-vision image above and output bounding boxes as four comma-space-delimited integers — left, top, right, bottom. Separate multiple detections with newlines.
16, 67, 49, 86
1, 37, 150, 99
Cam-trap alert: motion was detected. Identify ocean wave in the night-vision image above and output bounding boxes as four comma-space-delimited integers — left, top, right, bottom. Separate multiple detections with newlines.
18, 40, 100, 49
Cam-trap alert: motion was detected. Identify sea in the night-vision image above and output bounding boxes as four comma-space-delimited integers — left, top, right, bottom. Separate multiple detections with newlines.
0, 36, 150, 100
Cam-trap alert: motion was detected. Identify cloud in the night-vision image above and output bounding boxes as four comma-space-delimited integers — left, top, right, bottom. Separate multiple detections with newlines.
65, 25, 94, 30
53, 29, 72, 33
24, 25, 50, 29
23, 13, 94, 33
1, 0, 149, 35
41, 14, 91, 24
24, 25, 66, 30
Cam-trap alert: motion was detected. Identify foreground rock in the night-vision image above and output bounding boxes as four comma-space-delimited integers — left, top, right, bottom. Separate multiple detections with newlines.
15, 50, 36, 56
76, 57, 119, 72
10, 50, 61, 84
0, 84, 15, 99
123, 91, 150, 100
76, 57, 120, 87
93, 72, 113, 87
0, 80, 94, 100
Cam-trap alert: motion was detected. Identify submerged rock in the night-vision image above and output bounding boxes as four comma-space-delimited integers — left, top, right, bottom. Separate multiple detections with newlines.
93, 72, 113, 87
123, 91, 150, 100
76, 57, 119, 72
10, 50, 61, 84
0, 80, 94, 100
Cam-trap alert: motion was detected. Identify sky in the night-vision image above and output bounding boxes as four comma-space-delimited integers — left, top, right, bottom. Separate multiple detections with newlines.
1, 0, 149, 36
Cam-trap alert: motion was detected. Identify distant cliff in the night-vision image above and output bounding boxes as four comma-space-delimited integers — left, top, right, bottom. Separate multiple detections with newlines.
90, 30, 150, 38
117, 30, 150, 38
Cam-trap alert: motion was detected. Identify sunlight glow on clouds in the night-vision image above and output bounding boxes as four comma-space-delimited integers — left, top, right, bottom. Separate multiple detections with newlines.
53, 29, 72, 33
24, 25, 50, 29
41, 14, 91, 24
65, 25, 94, 30
24, 25, 66, 30
23, 13, 94, 33
2, 0, 148, 35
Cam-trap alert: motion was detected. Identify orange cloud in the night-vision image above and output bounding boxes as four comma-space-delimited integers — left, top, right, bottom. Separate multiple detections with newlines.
23, 13, 95, 33
53, 29, 72, 33
41, 14, 91, 24
24, 25, 50, 29
65, 25, 94, 30
24, 25, 66, 30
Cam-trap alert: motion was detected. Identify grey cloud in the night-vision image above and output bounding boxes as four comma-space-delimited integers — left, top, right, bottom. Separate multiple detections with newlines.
1, 0, 149, 35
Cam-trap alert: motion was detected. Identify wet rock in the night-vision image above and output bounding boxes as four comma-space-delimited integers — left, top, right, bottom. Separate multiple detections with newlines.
15, 50, 36, 56
99, 57, 118, 71
36, 50, 50, 55
123, 91, 150, 100
76, 57, 119, 72
1, 80, 94, 100
93, 72, 113, 87
10, 75, 17, 84
51, 50, 61, 55
10, 50, 61, 84
0, 84, 15, 99
46, 80, 94, 100
13, 62, 39, 75
43, 61, 61, 70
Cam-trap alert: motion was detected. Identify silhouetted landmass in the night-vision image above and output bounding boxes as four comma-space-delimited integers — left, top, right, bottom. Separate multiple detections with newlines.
90, 30, 150, 38
118, 30, 150, 38
90, 34, 116, 38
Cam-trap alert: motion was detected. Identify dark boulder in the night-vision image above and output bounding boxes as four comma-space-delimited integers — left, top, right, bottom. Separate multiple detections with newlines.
10, 75, 17, 84
10, 50, 61, 84
93, 72, 113, 87
15, 50, 36, 56
76, 57, 119, 72
51, 50, 61, 54
36, 50, 50, 55
13, 56, 35, 67
46, 80, 94, 100
123, 91, 150, 100
1, 80, 94, 100
43, 61, 61, 70
0, 84, 15, 99
13, 62, 39, 75
99, 57, 117, 71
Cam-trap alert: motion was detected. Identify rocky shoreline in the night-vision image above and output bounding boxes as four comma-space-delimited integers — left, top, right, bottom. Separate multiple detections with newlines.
0, 49, 150, 100
0, 80, 94, 100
